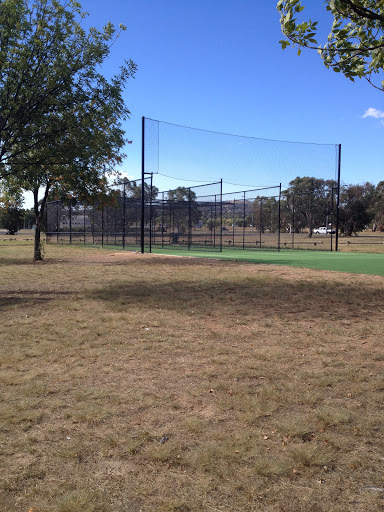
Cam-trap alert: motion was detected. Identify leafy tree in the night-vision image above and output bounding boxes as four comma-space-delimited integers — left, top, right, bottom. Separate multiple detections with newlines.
207, 217, 220, 231
339, 182, 375, 235
277, 1, 384, 91
167, 187, 200, 234
1, 0, 136, 259
22, 208, 37, 230
372, 181, 384, 231
0, 181, 24, 234
122, 179, 159, 202
117, 178, 159, 232
284, 177, 334, 236
168, 187, 196, 203
250, 197, 268, 232
251, 196, 280, 233
0, 206, 23, 234
279, 195, 296, 233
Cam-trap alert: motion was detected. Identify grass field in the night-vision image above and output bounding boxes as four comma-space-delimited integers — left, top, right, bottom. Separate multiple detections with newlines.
1, 241, 384, 511
149, 247, 384, 277
43, 239, 384, 276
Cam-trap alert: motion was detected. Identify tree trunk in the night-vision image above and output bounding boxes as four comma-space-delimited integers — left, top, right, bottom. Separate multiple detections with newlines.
34, 216, 43, 261
307, 215, 313, 237
33, 183, 50, 261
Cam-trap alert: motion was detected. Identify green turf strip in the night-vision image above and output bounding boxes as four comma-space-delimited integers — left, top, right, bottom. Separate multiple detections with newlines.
149, 247, 384, 276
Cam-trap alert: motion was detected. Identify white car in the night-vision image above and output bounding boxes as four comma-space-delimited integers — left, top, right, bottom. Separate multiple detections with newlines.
313, 226, 335, 234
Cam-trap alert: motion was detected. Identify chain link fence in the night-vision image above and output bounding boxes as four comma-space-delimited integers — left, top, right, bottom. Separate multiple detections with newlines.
47, 180, 341, 252
46, 181, 225, 251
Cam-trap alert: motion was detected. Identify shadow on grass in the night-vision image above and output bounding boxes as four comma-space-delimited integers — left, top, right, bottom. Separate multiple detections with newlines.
0, 258, 38, 266
0, 290, 72, 309
85, 275, 384, 322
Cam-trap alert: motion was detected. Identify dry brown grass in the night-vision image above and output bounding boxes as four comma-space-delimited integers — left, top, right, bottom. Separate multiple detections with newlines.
0, 241, 383, 512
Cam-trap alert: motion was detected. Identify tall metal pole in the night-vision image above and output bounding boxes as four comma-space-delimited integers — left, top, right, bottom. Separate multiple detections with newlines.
161, 191, 165, 248
83, 204, 86, 246
188, 187, 192, 250
214, 197, 217, 248
141, 116, 145, 254
101, 206, 104, 247
114, 208, 117, 245
220, 179, 223, 252
335, 144, 341, 252
330, 187, 334, 252
92, 204, 95, 245
45, 202, 48, 244
232, 199, 235, 247
122, 181, 126, 250
259, 198, 262, 248
292, 194, 295, 250
69, 204, 72, 244
149, 172, 153, 253
106, 206, 109, 245
278, 184, 282, 252
243, 191, 246, 250
56, 203, 59, 245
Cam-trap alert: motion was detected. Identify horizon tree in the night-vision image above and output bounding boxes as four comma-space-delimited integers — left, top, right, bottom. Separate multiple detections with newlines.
339, 182, 375, 236
0, 182, 24, 234
372, 181, 384, 231
167, 187, 200, 235
117, 178, 159, 233
284, 177, 335, 237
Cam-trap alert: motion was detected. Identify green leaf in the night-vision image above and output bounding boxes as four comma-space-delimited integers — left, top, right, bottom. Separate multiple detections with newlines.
277, 0, 384, 92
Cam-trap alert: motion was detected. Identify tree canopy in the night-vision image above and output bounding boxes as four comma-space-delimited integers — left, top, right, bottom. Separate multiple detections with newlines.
0, 0, 136, 176
167, 187, 200, 234
277, 0, 384, 91
121, 179, 159, 202
0, 0, 136, 259
339, 182, 375, 235
0, 181, 24, 234
283, 177, 336, 236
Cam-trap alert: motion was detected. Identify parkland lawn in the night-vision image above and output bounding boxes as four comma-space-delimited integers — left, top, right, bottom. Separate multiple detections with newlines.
1, 242, 383, 511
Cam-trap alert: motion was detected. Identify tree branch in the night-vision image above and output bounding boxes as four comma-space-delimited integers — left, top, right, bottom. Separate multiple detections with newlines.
340, 0, 384, 24
284, 32, 384, 53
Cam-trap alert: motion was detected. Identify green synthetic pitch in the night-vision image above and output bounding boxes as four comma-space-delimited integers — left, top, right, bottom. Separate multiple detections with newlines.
148, 247, 384, 276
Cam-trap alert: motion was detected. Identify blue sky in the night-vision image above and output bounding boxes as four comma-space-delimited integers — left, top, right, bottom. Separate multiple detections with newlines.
25, 1, 384, 205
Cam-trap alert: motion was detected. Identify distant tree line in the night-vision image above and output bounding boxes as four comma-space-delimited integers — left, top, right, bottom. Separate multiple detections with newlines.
281, 178, 384, 237
2, 178, 384, 238
221, 177, 384, 237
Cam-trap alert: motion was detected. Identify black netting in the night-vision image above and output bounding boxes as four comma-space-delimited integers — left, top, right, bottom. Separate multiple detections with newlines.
46, 118, 341, 253
46, 180, 339, 253
145, 182, 223, 251
144, 117, 339, 193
